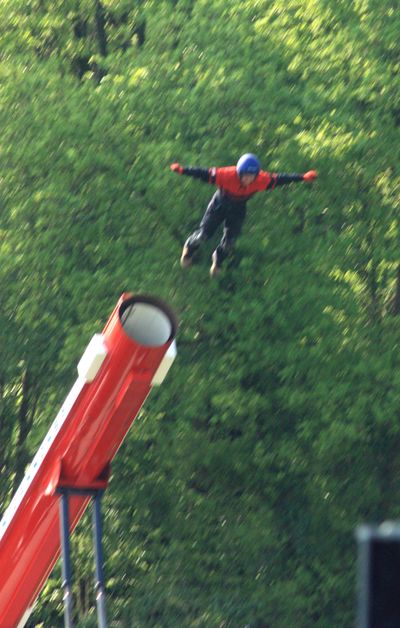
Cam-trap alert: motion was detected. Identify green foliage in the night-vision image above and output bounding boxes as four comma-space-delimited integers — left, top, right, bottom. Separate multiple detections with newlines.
0, 0, 399, 626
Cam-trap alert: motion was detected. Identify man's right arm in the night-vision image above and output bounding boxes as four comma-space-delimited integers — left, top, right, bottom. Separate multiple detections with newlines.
170, 163, 216, 184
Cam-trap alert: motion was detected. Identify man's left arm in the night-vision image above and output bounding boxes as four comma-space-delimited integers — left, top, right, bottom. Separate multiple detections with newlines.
266, 170, 318, 189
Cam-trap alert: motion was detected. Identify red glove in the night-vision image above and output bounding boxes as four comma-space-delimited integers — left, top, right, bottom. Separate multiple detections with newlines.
170, 163, 184, 174
303, 170, 318, 182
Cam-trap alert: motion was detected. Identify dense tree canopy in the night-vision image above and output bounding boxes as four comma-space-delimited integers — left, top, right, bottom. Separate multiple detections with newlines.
0, 0, 399, 626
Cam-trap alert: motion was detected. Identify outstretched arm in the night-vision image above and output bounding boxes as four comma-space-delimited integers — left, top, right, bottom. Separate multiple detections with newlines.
267, 170, 318, 189
170, 163, 215, 184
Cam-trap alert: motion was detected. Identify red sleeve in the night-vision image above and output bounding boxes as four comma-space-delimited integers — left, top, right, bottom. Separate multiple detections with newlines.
257, 171, 273, 190
213, 167, 230, 186
214, 166, 238, 187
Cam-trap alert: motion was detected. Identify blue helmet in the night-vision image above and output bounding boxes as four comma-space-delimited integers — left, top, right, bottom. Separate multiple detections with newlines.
236, 153, 261, 177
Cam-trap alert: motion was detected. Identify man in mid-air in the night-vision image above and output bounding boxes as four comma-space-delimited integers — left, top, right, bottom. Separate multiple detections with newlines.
170, 153, 317, 277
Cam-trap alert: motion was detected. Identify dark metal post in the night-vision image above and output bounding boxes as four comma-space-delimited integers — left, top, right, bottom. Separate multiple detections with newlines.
92, 491, 107, 628
57, 486, 108, 628
59, 491, 74, 628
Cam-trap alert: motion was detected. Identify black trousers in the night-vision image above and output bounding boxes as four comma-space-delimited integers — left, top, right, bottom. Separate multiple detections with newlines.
184, 191, 247, 266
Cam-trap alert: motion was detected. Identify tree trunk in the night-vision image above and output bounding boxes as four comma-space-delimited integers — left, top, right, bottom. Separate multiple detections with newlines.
392, 264, 400, 315
12, 368, 37, 493
95, 0, 108, 57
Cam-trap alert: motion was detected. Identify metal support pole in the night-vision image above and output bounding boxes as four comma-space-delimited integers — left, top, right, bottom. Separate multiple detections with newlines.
59, 491, 74, 628
92, 491, 107, 628
57, 485, 108, 628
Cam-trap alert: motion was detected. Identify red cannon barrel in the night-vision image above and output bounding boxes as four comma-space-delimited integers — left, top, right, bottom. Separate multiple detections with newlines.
0, 293, 177, 627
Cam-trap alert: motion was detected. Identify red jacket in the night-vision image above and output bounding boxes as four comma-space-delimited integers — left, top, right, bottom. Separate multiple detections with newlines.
181, 165, 305, 201
212, 166, 273, 199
